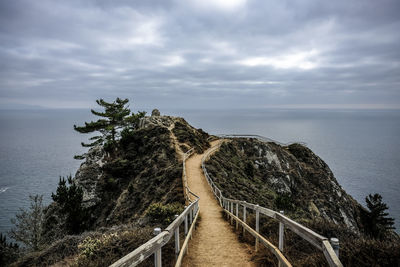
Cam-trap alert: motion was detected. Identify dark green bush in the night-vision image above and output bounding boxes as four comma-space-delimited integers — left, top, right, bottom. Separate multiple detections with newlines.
275, 193, 294, 211
0, 233, 19, 266
146, 203, 184, 225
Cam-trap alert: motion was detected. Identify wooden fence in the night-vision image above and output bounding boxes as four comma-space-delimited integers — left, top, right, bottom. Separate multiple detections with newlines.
201, 142, 343, 267
110, 149, 199, 267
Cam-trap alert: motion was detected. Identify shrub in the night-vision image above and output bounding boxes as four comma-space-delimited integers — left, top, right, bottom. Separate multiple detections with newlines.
10, 195, 44, 251
75, 228, 153, 267
275, 193, 294, 211
146, 203, 184, 225
0, 233, 19, 265
244, 160, 255, 178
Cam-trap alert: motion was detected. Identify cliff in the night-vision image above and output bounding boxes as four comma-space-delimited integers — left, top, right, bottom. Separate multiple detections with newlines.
204, 138, 399, 266
205, 139, 363, 232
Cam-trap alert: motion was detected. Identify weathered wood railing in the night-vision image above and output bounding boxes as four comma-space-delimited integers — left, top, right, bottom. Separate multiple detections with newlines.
182, 148, 194, 203
110, 149, 199, 267
201, 142, 343, 267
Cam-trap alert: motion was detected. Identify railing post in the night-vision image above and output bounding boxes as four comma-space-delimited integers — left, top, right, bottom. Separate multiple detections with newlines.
227, 201, 230, 221
278, 211, 284, 267
279, 210, 284, 251
190, 206, 194, 240
189, 207, 193, 225
184, 213, 188, 236
255, 205, 259, 252
174, 215, 180, 259
236, 202, 239, 230
243, 205, 246, 236
230, 201, 234, 225
153, 228, 162, 267
330, 238, 340, 258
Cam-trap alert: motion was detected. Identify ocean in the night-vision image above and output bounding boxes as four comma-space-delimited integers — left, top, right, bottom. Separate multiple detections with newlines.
0, 108, 399, 236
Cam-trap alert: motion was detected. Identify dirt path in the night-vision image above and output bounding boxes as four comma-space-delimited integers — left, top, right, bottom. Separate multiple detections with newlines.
182, 141, 255, 267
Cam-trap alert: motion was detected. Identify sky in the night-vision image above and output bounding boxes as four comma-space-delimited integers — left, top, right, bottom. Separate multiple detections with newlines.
0, 0, 399, 110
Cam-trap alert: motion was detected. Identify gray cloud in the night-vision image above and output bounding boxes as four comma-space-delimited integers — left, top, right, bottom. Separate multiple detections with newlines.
0, 0, 399, 109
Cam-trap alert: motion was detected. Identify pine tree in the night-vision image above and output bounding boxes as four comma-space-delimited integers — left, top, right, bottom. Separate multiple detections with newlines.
74, 98, 130, 146
365, 193, 395, 239
52, 176, 86, 234
73, 98, 145, 159
9, 195, 44, 251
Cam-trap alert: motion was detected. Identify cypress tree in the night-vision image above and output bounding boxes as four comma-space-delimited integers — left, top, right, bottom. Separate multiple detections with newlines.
365, 193, 395, 239
73, 98, 145, 159
51, 176, 86, 234
74, 98, 130, 147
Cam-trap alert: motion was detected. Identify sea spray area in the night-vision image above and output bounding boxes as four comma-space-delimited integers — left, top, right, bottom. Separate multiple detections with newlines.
0, 187, 9, 194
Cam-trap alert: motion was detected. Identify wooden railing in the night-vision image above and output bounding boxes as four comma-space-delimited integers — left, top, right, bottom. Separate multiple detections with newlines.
182, 148, 194, 203
201, 142, 343, 267
110, 149, 199, 267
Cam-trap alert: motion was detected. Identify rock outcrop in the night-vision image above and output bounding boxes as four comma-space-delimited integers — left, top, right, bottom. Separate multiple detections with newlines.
74, 145, 105, 208
205, 138, 363, 232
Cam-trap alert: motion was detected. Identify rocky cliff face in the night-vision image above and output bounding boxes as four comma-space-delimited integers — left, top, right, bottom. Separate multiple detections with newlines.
74, 145, 105, 208
205, 138, 363, 232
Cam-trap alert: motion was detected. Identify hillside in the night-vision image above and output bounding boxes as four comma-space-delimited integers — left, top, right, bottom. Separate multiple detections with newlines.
205, 139, 362, 230
12, 114, 209, 266
204, 138, 400, 266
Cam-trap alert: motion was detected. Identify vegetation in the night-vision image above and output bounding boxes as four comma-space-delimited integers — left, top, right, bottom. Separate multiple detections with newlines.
172, 120, 210, 153
363, 193, 395, 239
206, 138, 400, 266
73, 98, 145, 159
10, 195, 45, 251
75, 228, 153, 267
51, 176, 87, 234
146, 203, 184, 225
0, 233, 19, 266
274, 192, 294, 211
99, 125, 184, 225
241, 215, 400, 267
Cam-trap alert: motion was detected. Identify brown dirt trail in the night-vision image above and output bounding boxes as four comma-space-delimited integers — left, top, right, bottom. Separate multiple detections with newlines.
182, 141, 255, 267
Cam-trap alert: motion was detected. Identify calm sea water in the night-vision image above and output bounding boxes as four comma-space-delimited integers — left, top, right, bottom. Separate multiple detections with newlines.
0, 109, 399, 235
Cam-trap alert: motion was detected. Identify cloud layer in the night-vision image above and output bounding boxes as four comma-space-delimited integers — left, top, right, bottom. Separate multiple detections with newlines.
0, 0, 399, 109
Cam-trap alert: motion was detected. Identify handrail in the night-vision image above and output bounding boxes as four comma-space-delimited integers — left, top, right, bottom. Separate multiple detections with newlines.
201, 141, 343, 267
182, 148, 195, 203
110, 148, 199, 267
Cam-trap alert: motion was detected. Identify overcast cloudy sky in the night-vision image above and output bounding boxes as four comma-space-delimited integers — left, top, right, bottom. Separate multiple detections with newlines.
0, 0, 399, 110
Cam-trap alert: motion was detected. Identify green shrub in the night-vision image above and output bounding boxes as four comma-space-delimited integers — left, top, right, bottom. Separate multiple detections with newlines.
146, 203, 184, 225
275, 192, 294, 211
0, 233, 19, 266
244, 160, 255, 178
75, 228, 153, 267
